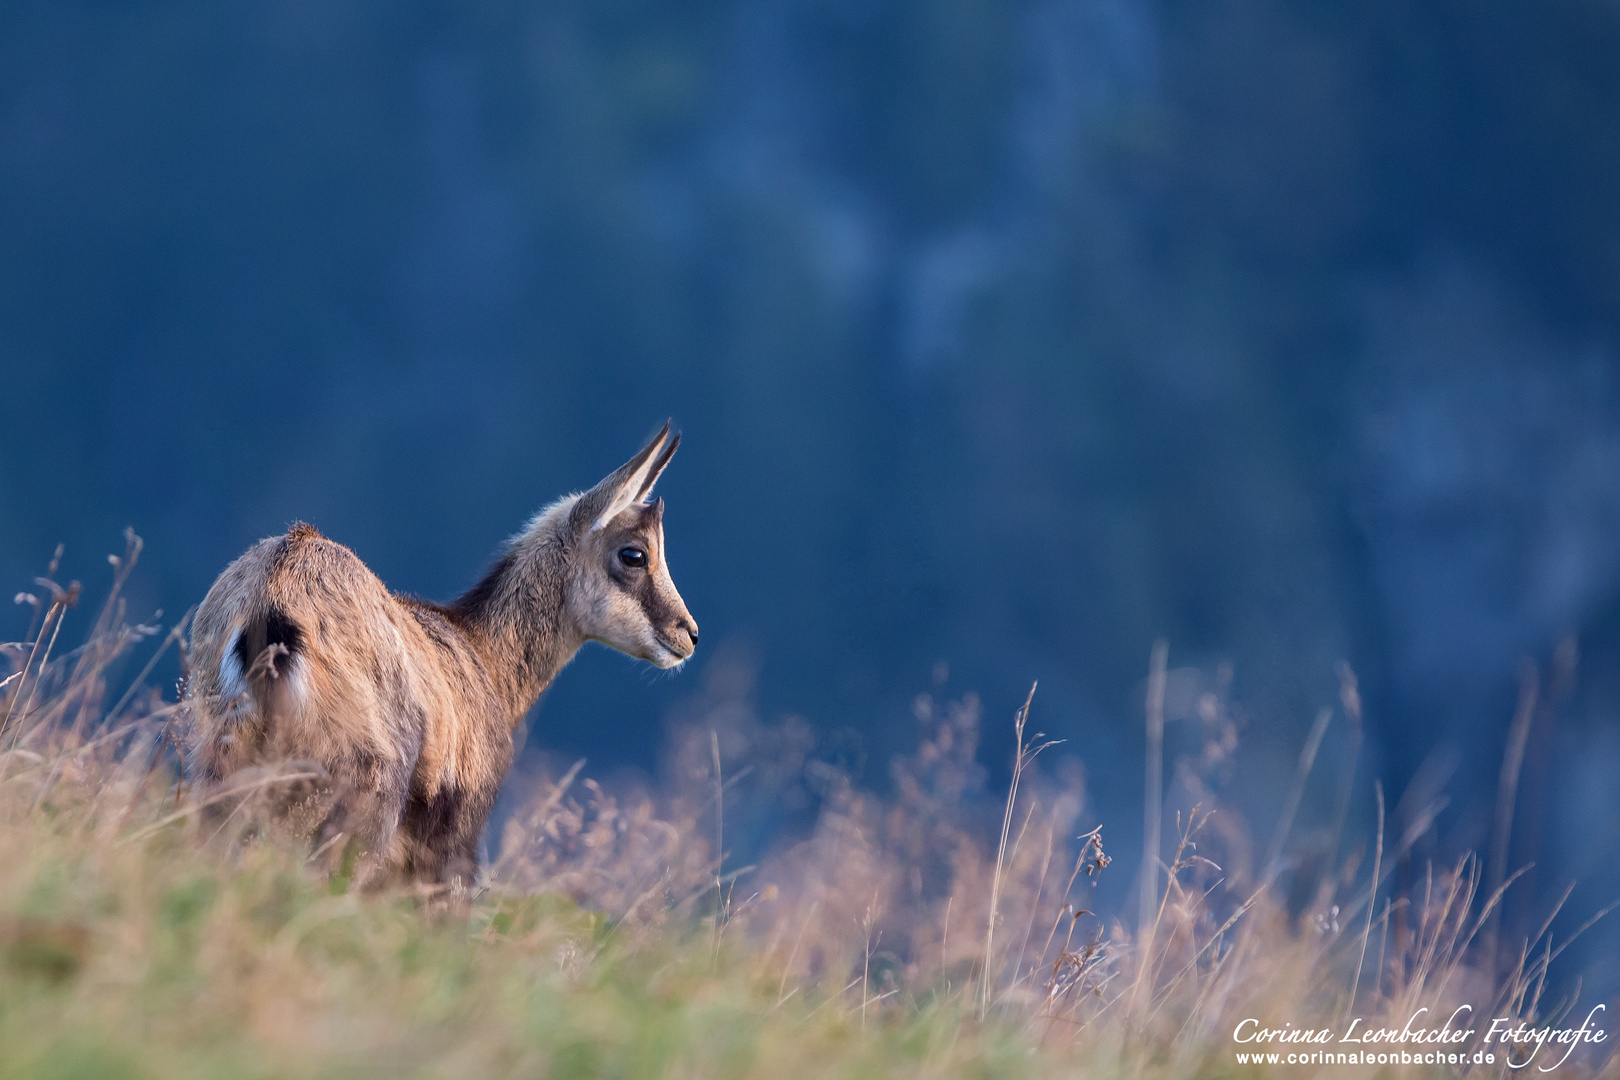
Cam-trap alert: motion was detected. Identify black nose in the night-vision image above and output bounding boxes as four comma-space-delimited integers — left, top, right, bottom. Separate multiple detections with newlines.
688, 623, 699, 645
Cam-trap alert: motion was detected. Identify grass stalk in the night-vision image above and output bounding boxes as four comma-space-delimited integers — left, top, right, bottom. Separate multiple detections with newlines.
1347, 780, 1384, 1019
981, 681, 1039, 1019
1486, 658, 1538, 974
1261, 706, 1332, 884
1139, 641, 1166, 934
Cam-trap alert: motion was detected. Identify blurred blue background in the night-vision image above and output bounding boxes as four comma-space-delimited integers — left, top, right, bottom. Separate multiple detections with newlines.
4, 0, 1620, 983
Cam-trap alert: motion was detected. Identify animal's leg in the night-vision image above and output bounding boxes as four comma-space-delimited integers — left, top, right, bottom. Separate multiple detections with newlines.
309, 751, 411, 886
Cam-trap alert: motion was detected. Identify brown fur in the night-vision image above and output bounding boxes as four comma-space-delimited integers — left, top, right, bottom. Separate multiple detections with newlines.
183, 425, 698, 886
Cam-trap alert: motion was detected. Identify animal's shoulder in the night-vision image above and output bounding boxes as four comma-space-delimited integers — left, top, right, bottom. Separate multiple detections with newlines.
398, 596, 464, 648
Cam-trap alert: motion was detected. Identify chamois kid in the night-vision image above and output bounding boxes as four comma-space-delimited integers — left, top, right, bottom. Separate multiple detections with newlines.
184, 425, 698, 885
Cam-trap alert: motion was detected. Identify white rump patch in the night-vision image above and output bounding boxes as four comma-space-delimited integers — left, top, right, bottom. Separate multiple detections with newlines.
217, 626, 310, 717
219, 628, 248, 701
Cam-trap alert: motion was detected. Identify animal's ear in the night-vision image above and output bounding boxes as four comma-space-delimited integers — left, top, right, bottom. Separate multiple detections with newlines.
573, 422, 675, 533
634, 431, 679, 503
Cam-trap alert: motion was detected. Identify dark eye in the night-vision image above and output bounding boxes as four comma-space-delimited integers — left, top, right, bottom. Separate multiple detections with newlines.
618, 547, 647, 569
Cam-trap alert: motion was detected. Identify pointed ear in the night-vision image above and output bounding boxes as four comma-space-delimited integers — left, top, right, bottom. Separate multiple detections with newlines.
634, 431, 679, 503
573, 422, 673, 533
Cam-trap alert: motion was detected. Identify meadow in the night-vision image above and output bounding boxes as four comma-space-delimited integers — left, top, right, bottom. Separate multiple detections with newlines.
0, 535, 1610, 1079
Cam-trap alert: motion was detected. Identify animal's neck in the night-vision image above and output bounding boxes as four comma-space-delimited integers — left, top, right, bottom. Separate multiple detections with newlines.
451, 500, 585, 718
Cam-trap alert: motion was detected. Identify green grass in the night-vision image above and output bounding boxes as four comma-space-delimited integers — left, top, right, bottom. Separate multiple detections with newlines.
0, 795, 1041, 1080
0, 537, 1611, 1078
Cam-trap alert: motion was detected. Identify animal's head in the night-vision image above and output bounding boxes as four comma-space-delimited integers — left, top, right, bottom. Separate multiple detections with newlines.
564, 423, 698, 669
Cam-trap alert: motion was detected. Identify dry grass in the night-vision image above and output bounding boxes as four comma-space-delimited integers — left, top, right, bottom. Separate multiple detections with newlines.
0, 536, 1613, 1078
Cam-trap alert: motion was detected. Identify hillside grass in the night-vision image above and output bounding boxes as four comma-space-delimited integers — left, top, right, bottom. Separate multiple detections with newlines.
0, 536, 1611, 1079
